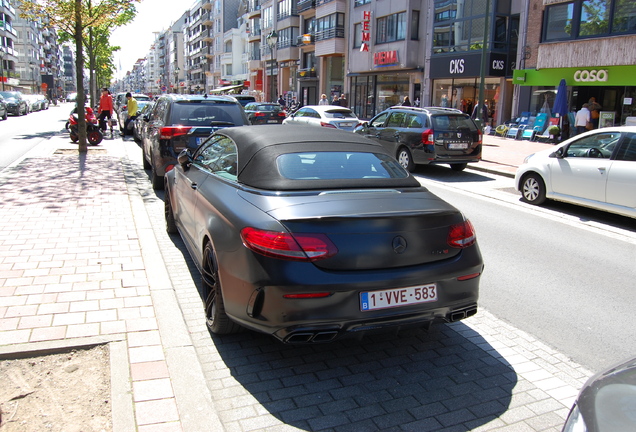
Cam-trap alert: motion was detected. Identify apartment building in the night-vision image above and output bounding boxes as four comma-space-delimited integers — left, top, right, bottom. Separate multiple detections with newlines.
0, 0, 19, 90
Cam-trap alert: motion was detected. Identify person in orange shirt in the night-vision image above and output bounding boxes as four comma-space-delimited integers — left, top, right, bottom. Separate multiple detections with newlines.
97, 88, 114, 132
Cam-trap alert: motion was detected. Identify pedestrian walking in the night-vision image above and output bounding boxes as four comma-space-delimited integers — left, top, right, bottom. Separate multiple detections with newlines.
318, 94, 329, 105
574, 103, 591, 135
332, 95, 341, 106
401, 96, 411, 106
338, 94, 347, 107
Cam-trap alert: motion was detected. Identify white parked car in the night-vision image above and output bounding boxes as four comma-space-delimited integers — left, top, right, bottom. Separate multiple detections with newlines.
515, 126, 636, 218
282, 105, 360, 131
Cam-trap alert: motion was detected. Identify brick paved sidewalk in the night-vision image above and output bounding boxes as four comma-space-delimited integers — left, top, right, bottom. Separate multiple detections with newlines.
0, 135, 219, 431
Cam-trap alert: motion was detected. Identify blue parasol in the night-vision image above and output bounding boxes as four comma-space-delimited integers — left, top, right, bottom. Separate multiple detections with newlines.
553, 79, 568, 117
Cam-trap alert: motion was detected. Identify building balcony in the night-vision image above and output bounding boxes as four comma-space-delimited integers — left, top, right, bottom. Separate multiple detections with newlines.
297, 0, 315, 13
202, 0, 212, 9
203, 12, 213, 26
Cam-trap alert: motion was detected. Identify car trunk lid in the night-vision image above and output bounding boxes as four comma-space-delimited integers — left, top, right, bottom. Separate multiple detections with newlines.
239, 189, 466, 271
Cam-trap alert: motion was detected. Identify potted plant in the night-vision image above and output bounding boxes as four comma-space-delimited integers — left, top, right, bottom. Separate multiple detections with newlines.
548, 125, 560, 143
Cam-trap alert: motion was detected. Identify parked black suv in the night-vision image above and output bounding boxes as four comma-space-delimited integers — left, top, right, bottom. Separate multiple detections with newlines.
354, 106, 482, 172
141, 94, 249, 189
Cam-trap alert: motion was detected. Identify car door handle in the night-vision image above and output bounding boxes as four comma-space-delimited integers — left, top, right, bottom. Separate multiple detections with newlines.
190, 182, 198, 189
598, 167, 606, 173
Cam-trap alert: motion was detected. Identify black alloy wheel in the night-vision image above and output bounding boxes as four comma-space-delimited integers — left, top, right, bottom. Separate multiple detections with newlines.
202, 243, 242, 335
521, 172, 547, 205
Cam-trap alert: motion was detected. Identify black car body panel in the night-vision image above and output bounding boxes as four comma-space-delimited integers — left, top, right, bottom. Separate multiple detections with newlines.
165, 125, 482, 343
142, 94, 249, 188
355, 106, 482, 171
244, 102, 286, 125
0, 91, 28, 116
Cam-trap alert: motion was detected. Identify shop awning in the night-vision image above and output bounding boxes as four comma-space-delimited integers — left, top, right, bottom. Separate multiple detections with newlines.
209, 84, 244, 94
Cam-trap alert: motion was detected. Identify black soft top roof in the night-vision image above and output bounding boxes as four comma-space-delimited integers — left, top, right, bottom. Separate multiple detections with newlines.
214, 125, 421, 190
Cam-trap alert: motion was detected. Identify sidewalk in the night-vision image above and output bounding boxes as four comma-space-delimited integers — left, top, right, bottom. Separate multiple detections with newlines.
0, 129, 574, 432
0, 133, 219, 431
476, 133, 556, 178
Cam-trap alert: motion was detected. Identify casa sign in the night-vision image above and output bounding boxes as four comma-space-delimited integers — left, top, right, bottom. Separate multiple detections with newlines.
573, 69, 609, 82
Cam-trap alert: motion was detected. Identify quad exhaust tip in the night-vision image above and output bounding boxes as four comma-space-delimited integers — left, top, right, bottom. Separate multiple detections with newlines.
285, 331, 339, 344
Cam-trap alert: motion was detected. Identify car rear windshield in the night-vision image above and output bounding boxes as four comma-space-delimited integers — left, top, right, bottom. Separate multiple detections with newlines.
432, 115, 477, 131
277, 152, 409, 180
324, 109, 357, 119
253, 104, 281, 112
170, 101, 245, 126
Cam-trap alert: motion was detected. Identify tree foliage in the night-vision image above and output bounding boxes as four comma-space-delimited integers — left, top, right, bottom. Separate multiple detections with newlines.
20, 0, 139, 152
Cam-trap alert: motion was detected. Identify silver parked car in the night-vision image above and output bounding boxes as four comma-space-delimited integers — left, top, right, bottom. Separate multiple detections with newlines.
283, 105, 361, 131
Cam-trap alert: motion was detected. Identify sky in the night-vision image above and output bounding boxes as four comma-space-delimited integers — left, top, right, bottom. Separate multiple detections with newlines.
109, 0, 191, 79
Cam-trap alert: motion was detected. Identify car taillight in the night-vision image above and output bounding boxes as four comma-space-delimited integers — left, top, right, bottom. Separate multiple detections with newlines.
421, 128, 435, 145
241, 227, 338, 261
165, 164, 175, 173
254, 112, 265, 117
320, 122, 337, 128
447, 220, 476, 248
278, 112, 286, 118
160, 126, 192, 139
477, 128, 483, 144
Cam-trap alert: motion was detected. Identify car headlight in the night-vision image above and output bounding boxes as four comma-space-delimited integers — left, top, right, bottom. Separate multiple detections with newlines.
562, 404, 587, 432
522, 153, 535, 165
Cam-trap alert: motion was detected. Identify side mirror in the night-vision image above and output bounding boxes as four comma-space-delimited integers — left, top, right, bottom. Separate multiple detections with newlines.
551, 147, 565, 159
177, 149, 193, 170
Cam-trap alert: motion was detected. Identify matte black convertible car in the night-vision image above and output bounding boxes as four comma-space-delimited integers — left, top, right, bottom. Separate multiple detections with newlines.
165, 126, 483, 343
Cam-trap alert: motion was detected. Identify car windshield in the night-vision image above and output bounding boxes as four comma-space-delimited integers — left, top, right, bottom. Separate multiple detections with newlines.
253, 104, 280, 112
277, 152, 409, 180
323, 109, 357, 119
432, 115, 477, 131
0, 92, 18, 99
170, 101, 245, 126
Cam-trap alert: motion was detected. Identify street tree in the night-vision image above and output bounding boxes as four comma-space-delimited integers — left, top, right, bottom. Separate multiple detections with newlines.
20, 0, 138, 152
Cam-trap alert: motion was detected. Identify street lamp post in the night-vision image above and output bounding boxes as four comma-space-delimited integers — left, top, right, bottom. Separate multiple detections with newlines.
174, 67, 180, 94
0, 47, 5, 91
266, 30, 278, 103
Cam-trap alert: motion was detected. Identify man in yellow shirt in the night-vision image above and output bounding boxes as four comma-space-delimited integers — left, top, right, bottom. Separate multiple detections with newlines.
122, 92, 139, 136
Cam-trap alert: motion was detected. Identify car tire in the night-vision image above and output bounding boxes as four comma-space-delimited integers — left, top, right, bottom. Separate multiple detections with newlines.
450, 163, 468, 171
164, 188, 178, 234
142, 152, 151, 170
397, 147, 415, 172
202, 243, 242, 335
2, 111, 6, 121
150, 158, 164, 190
521, 172, 547, 205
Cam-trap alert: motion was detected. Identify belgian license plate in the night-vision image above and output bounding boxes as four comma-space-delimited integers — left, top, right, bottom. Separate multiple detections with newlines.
360, 284, 437, 311
448, 143, 469, 150
339, 122, 353, 127
267, 120, 278, 123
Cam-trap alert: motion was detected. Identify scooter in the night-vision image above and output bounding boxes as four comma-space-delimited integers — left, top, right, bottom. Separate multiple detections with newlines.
68, 106, 103, 145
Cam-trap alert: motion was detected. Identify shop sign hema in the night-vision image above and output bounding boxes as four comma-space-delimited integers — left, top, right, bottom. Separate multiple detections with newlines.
360, 11, 371, 52
374, 50, 399, 67
513, 65, 636, 86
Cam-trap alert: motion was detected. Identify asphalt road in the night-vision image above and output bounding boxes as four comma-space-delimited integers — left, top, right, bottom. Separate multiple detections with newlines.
0, 103, 69, 170
415, 165, 636, 372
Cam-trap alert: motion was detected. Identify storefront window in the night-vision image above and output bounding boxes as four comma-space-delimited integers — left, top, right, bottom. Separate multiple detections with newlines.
432, 78, 500, 124
377, 75, 408, 111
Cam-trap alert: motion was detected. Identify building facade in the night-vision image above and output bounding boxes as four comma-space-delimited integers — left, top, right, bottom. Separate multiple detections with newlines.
0, 0, 19, 90
513, 0, 636, 128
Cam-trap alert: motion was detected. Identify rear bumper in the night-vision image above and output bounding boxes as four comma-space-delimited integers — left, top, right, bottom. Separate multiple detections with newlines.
220, 247, 484, 344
